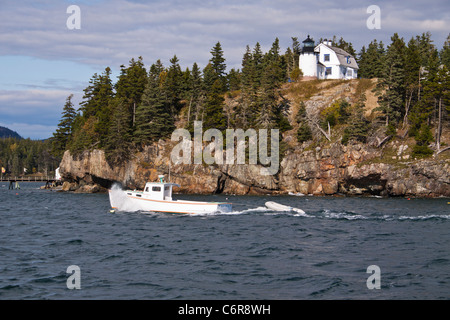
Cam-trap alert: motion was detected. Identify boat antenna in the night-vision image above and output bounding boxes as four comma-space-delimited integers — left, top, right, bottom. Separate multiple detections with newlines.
168, 161, 171, 182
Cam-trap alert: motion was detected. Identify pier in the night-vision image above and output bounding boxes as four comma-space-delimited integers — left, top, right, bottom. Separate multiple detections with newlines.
1, 176, 59, 189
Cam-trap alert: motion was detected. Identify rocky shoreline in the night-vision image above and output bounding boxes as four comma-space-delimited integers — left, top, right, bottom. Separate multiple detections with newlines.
58, 139, 450, 198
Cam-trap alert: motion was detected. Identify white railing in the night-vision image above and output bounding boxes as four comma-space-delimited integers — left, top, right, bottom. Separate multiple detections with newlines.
0, 176, 56, 182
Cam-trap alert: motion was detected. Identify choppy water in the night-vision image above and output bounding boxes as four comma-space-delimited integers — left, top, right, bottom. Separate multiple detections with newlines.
0, 182, 449, 299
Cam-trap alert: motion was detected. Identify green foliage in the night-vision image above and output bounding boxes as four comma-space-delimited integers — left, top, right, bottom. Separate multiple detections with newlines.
209, 42, 228, 92
320, 99, 350, 129
51, 31, 448, 166
358, 39, 385, 79
296, 101, 312, 143
0, 138, 59, 177
134, 62, 175, 145
412, 123, 434, 157
52, 94, 76, 157
375, 33, 406, 126
342, 102, 371, 145
104, 97, 133, 164
203, 79, 226, 131
441, 34, 450, 68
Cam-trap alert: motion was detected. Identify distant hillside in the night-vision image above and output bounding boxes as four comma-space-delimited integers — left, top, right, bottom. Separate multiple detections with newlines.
0, 126, 22, 139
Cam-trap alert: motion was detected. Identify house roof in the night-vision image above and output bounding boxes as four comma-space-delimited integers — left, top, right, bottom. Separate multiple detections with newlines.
317, 43, 359, 70
331, 46, 359, 69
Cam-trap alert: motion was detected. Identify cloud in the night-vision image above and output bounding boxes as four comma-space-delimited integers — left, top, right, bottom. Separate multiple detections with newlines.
1, 0, 448, 70
0, 89, 74, 129
0, 0, 449, 139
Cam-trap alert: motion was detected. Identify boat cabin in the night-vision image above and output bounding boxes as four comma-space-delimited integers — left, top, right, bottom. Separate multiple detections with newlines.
142, 182, 179, 201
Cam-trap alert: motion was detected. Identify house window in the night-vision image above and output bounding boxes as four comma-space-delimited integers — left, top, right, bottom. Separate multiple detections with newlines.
347, 69, 353, 77
326, 67, 332, 75
152, 186, 161, 192
324, 54, 330, 62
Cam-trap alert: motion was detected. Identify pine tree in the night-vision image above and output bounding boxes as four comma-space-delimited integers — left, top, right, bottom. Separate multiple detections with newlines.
227, 68, 241, 92
104, 97, 132, 163
285, 37, 301, 81
134, 63, 175, 145
358, 39, 385, 79
251, 42, 263, 90
296, 101, 312, 143
115, 56, 147, 128
52, 94, 77, 157
203, 79, 226, 131
409, 49, 440, 138
68, 67, 114, 152
342, 97, 370, 145
209, 42, 227, 92
165, 55, 183, 116
440, 33, 450, 69
185, 62, 205, 132
375, 33, 406, 128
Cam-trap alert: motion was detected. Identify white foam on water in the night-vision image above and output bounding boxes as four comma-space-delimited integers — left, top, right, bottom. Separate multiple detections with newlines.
109, 183, 143, 212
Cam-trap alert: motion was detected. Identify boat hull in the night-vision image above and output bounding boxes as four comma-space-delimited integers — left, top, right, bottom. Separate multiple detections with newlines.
109, 190, 232, 214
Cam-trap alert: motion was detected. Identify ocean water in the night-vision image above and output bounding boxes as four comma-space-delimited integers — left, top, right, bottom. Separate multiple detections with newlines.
0, 182, 449, 300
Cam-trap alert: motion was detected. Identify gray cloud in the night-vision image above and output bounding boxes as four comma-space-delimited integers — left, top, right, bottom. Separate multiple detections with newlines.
0, 0, 448, 139
1, 0, 448, 69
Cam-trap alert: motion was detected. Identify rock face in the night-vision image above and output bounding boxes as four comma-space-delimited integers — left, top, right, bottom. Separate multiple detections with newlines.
59, 139, 450, 197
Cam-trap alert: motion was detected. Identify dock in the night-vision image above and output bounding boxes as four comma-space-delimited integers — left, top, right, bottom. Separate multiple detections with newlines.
1, 176, 59, 189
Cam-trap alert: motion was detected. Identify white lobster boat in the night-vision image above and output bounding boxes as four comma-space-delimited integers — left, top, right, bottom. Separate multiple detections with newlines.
109, 176, 232, 214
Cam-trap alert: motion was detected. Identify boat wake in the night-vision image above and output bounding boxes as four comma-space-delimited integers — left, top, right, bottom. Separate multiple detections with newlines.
109, 183, 143, 212
109, 184, 449, 221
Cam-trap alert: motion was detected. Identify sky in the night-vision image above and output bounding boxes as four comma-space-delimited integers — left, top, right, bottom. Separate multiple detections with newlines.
0, 0, 449, 140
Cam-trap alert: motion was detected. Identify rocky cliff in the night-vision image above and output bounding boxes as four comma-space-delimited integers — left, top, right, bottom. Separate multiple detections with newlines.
59, 138, 450, 197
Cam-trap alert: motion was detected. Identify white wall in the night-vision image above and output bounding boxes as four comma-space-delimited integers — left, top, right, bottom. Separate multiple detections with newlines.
299, 52, 317, 77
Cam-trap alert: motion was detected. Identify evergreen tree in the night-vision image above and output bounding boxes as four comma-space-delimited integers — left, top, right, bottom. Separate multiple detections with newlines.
440, 33, 450, 68
185, 62, 205, 132
296, 101, 312, 143
203, 79, 226, 131
165, 55, 183, 116
416, 32, 436, 68
104, 97, 133, 163
251, 42, 264, 90
227, 68, 241, 92
134, 62, 175, 145
202, 63, 217, 93
409, 49, 440, 138
240, 45, 253, 90
70, 67, 114, 151
402, 37, 422, 126
358, 39, 385, 78
52, 94, 76, 157
256, 63, 279, 129
115, 56, 147, 129
209, 42, 227, 92
342, 97, 370, 145
375, 33, 406, 127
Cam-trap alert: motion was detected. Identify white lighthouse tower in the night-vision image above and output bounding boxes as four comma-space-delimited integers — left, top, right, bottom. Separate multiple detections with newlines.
299, 35, 317, 79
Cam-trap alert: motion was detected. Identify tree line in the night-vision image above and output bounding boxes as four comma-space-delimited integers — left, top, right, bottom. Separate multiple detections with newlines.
51, 38, 302, 163
51, 32, 450, 163
358, 32, 450, 156
0, 138, 59, 177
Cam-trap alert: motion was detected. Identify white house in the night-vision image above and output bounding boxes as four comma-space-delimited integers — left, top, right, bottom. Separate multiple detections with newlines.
299, 36, 358, 80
